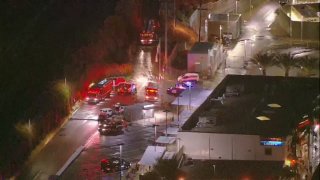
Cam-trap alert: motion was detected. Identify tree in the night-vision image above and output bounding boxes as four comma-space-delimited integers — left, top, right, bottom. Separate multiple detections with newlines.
250, 51, 276, 76
187, 161, 215, 180
140, 171, 161, 180
153, 158, 179, 180
296, 56, 319, 77
274, 52, 300, 77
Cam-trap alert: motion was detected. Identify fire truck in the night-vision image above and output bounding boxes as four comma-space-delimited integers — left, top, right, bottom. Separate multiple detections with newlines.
140, 19, 159, 45
85, 77, 126, 103
117, 82, 137, 95
145, 81, 159, 101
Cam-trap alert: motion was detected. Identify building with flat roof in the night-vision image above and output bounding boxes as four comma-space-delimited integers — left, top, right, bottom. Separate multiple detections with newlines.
178, 75, 319, 162
206, 13, 242, 41
278, 3, 319, 40
187, 42, 223, 77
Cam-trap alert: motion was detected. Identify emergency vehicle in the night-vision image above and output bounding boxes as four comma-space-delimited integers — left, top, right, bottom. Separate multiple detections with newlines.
85, 77, 126, 103
117, 82, 137, 95
145, 81, 159, 101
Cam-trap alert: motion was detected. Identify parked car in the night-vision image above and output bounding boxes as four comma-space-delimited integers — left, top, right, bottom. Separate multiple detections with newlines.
100, 108, 113, 117
101, 157, 131, 173
167, 86, 185, 96
98, 119, 123, 135
177, 73, 199, 84
175, 82, 189, 89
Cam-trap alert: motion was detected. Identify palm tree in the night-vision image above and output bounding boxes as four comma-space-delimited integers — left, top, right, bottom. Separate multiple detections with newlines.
296, 56, 319, 77
250, 51, 275, 76
274, 52, 300, 77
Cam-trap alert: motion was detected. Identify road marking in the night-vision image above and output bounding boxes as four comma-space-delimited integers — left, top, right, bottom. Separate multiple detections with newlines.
84, 131, 99, 148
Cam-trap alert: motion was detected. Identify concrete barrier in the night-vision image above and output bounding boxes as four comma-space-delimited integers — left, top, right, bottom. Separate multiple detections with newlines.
56, 145, 85, 176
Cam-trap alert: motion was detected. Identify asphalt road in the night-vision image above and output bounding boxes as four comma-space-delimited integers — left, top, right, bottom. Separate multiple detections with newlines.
17, 1, 319, 179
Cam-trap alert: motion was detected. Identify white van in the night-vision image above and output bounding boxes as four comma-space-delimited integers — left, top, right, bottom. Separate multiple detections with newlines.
177, 73, 200, 83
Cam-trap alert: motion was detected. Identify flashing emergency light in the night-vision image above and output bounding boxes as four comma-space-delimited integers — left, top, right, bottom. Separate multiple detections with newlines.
298, 119, 311, 129
89, 82, 95, 88
260, 141, 284, 146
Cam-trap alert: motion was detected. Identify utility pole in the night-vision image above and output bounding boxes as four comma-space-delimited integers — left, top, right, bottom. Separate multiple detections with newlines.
173, 0, 176, 27
165, 1, 168, 75
197, 0, 208, 42
157, 38, 161, 80
163, 109, 170, 136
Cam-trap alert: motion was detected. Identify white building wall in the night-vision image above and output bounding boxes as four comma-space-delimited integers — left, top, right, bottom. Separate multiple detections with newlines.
178, 132, 210, 159
209, 133, 233, 160
188, 46, 223, 76
233, 135, 257, 160
178, 132, 285, 161
187, 53, 209, 73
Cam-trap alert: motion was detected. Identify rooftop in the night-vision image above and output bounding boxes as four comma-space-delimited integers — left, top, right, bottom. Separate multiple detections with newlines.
182, 75, 319, 137
181, 160, 283, 179
294, 4, 319, 18
208, 13, 241, 22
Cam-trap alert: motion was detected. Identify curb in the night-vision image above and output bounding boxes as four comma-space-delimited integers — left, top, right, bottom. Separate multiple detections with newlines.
56, 145, 85, 176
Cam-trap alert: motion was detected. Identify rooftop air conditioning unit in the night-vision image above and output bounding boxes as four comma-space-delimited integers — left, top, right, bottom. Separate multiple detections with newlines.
199, 116, 217, 126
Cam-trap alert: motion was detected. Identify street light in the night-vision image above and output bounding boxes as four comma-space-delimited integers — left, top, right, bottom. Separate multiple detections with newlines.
244, 40, 247, 61
173, 0, 176, 27
118, 143, 124, 180
197, 0, 208, 42
227, 13, 230, 33
219, 25, 222, 44
185, 82, 192, 110
163, 109, 170, 136
301, 16, 304, 41
289, 6, 292, 37
157, 38, 161, 80
235, 0, 239, 14
175, 94, 182, 129
250, 0, 252, 16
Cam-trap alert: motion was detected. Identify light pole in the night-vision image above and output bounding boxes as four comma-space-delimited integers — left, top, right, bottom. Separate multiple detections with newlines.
164, 0, 168, 77
173, 0, 176, 27
300, 16, 303, 41
250, 0, 252, 16
175, 94, 182, 129
235, 0, 238, 14
154, 114, 160, 151
219, 25, 222, 44
244, 39, 247, 61
163, 109, 170, 136
227, 13, 230, 33
158, 38, 161, 80
117, 143, 124, 180
197, 0, 208, 42
289, 6, 292, 38
185, 82, 192, 110
250, 42, 254, 58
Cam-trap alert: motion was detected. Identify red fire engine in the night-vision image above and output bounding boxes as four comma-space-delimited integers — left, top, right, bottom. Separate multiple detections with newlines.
117, 82, 137, 95
86, 77, 126, 103
140, 19, 159, 45
145, 81, 159, 101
